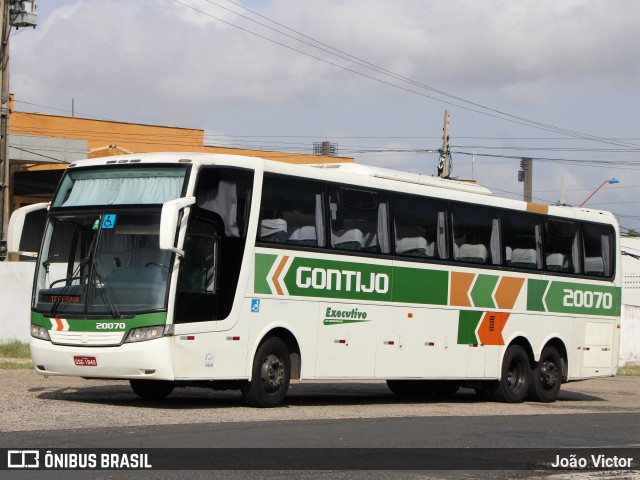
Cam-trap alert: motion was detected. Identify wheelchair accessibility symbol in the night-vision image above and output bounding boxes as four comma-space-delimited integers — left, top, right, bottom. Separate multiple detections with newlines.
102, 214, 116, 229
251, 298, 260, 313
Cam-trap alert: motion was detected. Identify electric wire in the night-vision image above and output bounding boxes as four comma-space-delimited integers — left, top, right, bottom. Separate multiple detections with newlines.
170, 0, 640, 150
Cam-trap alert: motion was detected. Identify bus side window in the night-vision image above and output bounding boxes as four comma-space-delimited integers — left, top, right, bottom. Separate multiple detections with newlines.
503, 213, 541, 270
582, 223, 614, 277
329, 187, 389, 254
196, 168, 254, 238
258, 176, 325, 247
392, 194, 446, 259
545, 219, 579, 274
450, 204, 499, 265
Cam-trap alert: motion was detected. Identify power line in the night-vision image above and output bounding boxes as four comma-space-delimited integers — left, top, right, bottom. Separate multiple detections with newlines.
171, 0, 640, 150
9, 145, 69, 163
218, 0, 640, 150
15, 100, 119, 122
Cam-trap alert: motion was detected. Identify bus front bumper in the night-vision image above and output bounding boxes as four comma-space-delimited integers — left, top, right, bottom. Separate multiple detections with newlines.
29, 337, 175, 380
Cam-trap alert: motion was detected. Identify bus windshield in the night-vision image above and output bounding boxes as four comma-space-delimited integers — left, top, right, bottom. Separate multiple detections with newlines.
34, 212, 172, 316
52, 166, 188, 208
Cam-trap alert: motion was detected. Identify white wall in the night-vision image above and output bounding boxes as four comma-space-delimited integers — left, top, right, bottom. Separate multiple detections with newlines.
0, 261, 35, 342
620, 238, 640, 365
621, 305, 640, 365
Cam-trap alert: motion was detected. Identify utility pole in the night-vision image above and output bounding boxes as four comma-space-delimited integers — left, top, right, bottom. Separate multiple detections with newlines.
0, 0, 11, 257
518, 157, 533, 202
0, 0, 37, 259
437, 109, 451, 178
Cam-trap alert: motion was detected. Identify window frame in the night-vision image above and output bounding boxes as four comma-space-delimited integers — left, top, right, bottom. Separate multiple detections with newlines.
252, 172, 617, 280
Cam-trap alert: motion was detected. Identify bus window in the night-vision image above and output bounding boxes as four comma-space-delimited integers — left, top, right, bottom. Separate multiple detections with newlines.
196, 168, 254, 238
582, 223, 614, 277
503, 213, 541, 270
194, 167, 253, 320
450, 205, 501, 265
392, 195, 446, 259
328, 187, 389, 254
545, 219, 579, 273
174, 211, 221, 323
258, 176, 325, 247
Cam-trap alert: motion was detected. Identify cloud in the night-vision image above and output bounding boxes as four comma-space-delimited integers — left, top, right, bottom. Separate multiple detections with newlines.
11, 0, 640, 117
7, 1, 640, 229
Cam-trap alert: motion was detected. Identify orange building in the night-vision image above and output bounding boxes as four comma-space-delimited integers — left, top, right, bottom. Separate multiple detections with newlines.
9, 111, 352, 210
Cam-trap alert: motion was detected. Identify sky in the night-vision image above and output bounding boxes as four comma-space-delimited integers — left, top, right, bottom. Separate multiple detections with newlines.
9, 0, 640, 233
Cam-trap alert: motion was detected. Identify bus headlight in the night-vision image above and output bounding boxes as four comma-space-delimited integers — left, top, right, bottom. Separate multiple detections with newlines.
31, 324, 51, 341
126, 326, 165, 343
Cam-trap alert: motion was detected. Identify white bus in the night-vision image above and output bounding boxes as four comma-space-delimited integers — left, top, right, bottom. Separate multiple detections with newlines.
8, 152, 621, 407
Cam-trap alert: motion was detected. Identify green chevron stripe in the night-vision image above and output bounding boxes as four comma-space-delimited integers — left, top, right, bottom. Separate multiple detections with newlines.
254, 253, 278, 294
470, 274, 499, 309
457, 310, 483, 344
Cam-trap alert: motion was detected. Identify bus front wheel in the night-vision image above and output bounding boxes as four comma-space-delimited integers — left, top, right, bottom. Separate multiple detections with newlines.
528, 346, 562, 402
129, 379, 174, 400
241, 337, 291, 408
490, 345, 531, 403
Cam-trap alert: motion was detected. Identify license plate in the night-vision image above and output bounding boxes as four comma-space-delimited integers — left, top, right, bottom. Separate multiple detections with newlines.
74, 356, 97, 366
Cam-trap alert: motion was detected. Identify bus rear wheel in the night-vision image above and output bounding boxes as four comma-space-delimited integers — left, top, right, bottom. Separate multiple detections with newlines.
129, 379, 174, 400
491, 345, 531, 403
241, 337, 291, 408
528, 346, 562, 402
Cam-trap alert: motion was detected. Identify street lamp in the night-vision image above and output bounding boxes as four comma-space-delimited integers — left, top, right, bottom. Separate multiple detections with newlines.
579, 178, 620, 207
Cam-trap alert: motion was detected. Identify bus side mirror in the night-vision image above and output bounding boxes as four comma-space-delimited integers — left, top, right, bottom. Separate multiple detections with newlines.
7, 202, 49, 257
160, 196, 195, 258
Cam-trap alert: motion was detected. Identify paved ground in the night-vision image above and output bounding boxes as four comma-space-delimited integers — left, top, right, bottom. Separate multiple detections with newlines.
0, 370, 638, 432
1, 371, 639, 479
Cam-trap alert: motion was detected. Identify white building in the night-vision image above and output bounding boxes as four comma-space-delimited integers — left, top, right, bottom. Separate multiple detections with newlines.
621, 237, 640, 365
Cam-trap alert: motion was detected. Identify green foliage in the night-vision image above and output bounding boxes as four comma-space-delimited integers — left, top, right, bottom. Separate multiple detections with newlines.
617, 364, 640, 376
0, 360, 32, 370
0, 340, 31, 359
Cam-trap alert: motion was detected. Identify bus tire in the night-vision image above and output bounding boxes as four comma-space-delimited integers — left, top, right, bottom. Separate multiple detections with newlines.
491, 345, 531, 403
241, 337, 291, 408
528, 346, 562, 402
129, 379, 174, 400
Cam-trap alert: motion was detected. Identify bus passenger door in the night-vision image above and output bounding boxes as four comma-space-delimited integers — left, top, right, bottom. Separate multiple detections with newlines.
173, 210, 221, 324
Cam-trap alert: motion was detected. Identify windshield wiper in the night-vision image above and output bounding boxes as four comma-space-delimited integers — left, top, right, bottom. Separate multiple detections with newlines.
90, 257, 121, 320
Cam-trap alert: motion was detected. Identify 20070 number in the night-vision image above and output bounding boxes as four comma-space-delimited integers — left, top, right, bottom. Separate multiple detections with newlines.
563, 289, 613, 309
96, 322, 125, 330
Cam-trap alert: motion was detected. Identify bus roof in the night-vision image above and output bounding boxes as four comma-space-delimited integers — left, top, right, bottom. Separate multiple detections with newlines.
66, 152, 617, 226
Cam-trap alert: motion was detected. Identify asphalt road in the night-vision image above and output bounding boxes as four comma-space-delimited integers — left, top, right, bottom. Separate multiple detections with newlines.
1, 370, 639, 480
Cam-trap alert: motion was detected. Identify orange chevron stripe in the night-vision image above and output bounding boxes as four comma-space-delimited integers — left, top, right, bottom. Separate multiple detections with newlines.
54, 318, 64, 331
494, 277, 525, 310
450, 272, 474, 307
272, 256, 289, 296
477, 312, 507, 346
